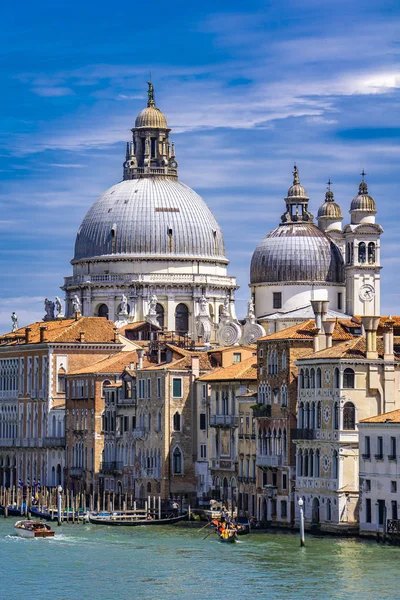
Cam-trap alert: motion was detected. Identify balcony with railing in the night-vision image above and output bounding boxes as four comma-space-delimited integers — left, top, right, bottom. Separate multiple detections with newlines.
43, 437, 66, 448
100, 461, 123, 474
69, 467, 84, 477
256, 454, 286, 468
209, 415, 239, 427
291, 428, 319, 440
252, 405, 272, 418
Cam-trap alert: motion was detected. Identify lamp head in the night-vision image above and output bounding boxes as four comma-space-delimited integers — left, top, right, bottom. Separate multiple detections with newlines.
298, 498, 304, 507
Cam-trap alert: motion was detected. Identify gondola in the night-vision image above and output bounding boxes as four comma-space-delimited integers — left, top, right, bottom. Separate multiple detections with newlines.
217, 528, 237, 543
0, 505, 24, 517
88, 512, 188, 526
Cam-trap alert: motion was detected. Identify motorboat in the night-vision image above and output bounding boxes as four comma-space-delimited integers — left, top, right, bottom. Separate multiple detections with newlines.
14, 520, 55, 538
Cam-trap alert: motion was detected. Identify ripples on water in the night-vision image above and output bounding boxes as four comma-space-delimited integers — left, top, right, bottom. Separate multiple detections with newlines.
0, 519, 399, 600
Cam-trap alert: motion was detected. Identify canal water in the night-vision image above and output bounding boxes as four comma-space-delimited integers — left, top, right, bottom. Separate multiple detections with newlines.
1, 518, 399, 600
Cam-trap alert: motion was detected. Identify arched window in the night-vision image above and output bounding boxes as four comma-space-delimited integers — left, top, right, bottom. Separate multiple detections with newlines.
175, 304, 189, 334
282, 351, 287, 371
332, 450, 339, 478
298, 449, 303, 476
309, 449, 314, 477
358, 242, 366, 264
343, 402, 356, 430
317, 401, 322, 429
368, 242, 376, 264
315, 449, 320, 477
343, 368, 355, 389
310, 369, 315, 389
304, 450, 309, 477
147, 481, 152, 494
173, 447, 183, 474
334, 368, 340, 389
173, 411, 181, 432
156, 304, 164, 329
305, 369, 310, 389
98, 304, 109, 319
334, 402, 339, 430
299, 370, 304, 389
346, 242, 351, 264
299, 402, 304, 428
316, 368, 321, 388
327, 498, 332, 521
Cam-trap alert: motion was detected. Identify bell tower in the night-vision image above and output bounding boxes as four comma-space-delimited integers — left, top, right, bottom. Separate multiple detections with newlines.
343, 173, 383, 316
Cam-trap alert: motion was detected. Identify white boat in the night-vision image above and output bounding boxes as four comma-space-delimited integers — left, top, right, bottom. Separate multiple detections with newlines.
14, 520, 55, 538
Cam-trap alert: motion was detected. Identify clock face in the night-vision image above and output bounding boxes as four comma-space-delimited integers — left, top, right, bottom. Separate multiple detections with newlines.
359, 284, 375, 302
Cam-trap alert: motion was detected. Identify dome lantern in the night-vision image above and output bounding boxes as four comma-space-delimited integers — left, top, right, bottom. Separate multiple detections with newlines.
280, 165, 314, 224
350, 170, 377, 225
317, 179, 343, 233
123, 82, 178, 181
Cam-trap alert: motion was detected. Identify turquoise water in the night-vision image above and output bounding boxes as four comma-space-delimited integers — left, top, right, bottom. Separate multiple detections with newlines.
1, 518, 399, 600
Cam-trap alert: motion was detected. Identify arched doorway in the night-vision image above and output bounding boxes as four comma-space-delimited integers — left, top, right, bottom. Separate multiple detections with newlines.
312, 497, 320, 525
175, 304, 189, 334
97, 304, 109, 319
156, 304, 164, 328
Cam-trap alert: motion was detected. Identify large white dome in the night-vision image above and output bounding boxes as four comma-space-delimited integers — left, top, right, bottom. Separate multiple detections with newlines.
73, 178, 227, 263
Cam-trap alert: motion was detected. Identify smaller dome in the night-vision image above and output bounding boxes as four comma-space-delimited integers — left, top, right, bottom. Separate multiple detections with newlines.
350, 180, 376, 212
135, 106, 168, 129
317, 189, 343, 219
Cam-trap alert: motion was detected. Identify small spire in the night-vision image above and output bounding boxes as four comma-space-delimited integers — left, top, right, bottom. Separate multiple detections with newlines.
325, 178, 334, 201
293, 164, 300, 185
125, 142, 130, 161
358, 170, 368, 195
147, 81, 155, 107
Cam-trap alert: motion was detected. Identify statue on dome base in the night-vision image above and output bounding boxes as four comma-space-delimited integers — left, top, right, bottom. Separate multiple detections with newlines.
11, 312, 18, 332
241, 296, 265, 345
44, 298, 55, 321
71, 294, 81, 317
196, 295, 212, 345
146, 294, 160, 327
55, 296, 64, 319
115, 293, 130, 328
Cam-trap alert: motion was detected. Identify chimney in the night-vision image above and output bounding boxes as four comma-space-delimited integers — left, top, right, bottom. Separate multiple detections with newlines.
79, 331, 85, 343
311, 328, 320, 353
137, 349, 144, 370
323, 321, 335, 349
75, 311, 81, 321
311, 300, 329, 331
383, 317, 395, 360
361, 316, 380, 359
129, 362, 135, 370
113, 329, 119, 343
25, 327, 32, 345
39, 325, 48, 343
191, 355, 200, 379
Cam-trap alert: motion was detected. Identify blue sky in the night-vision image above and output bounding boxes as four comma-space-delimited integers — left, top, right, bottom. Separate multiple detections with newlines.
1, 0, 400, 331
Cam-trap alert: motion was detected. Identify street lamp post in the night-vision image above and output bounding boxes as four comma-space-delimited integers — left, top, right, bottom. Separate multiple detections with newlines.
57, 485, 63, 527
298, 497, 305, 547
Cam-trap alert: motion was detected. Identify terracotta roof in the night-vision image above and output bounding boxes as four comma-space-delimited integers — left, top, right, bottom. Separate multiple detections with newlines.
354, 316, 400, 328
360, 409, 400, 424
0, 317, 120, 346
299, 336, 399, 361
198, 356, 258, 382
258, 319, 354, 342
142, 353, 213, 372
68, 350, 150, 376
207, 345, 256, 353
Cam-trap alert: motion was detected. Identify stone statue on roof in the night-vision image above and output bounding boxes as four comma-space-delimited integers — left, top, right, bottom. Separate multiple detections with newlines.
71, 294, 81, 315
44, 298, 55, 320
120, 294, 128, 315
147, 81, 155, 106
55, 296, 64, 318
11, 312, 18, 332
